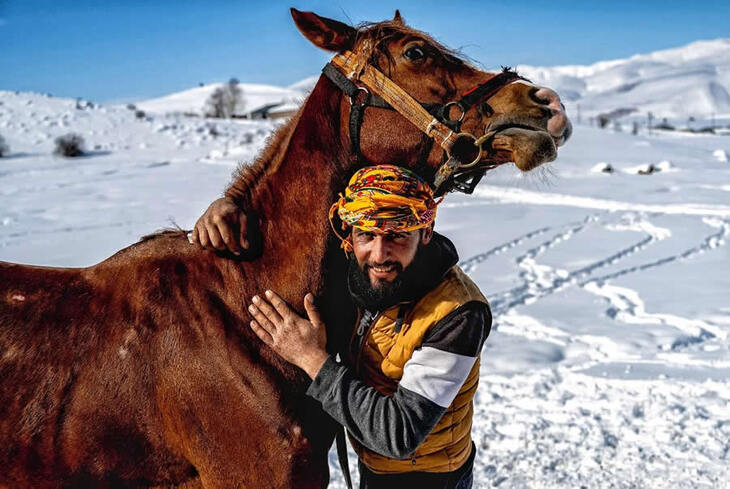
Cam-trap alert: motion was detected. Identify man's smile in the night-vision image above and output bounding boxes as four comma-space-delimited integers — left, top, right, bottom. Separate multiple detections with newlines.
367, 263, 399, 282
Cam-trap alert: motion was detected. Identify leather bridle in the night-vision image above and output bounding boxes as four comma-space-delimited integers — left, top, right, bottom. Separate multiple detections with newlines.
322, 50, 530, 196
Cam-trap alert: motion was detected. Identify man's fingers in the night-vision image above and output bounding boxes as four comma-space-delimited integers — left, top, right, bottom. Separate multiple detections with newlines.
190, 226, 200, 245
249, 302, 278, 334
265, 290, 292, 319
198, 225, 210, 248
206, 223, 226, 250
251, 295, 283, 325
217, 219, 241, 255
239, 211, 249, 249
303, 293, 324, 327
249, 320, 274, 345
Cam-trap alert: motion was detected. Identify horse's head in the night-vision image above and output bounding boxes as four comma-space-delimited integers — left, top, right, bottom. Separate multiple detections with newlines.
291, 8, 571, 194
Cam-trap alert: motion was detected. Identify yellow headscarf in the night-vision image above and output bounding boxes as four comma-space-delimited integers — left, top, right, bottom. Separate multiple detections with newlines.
329, 165, 441, 252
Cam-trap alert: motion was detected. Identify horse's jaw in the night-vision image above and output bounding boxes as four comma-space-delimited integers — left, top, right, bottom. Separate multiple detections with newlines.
491, 127, 558, 172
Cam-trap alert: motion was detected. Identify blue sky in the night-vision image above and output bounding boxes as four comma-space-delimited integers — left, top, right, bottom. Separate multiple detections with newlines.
1, 0, 728, 102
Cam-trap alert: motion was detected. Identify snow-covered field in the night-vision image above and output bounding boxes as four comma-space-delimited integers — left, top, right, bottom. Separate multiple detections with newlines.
1, 85, 729, 488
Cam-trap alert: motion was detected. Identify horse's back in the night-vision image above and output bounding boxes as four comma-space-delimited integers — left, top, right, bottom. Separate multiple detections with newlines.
0, 241, 200, 488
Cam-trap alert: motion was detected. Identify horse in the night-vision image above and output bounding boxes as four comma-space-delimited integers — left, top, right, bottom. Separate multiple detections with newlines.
0, 8, 571, 489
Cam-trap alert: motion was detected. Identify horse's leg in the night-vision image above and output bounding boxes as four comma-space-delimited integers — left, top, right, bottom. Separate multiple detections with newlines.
157, 355, 327, 489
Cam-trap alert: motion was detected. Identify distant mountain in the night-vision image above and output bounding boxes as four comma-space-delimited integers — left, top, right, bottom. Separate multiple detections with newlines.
137, 82, 304, 116
287, 76, 319, 95
517, 39, 730, 121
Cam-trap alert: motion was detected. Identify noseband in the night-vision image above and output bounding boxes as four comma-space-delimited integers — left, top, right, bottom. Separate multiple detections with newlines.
322, 50, 528, 195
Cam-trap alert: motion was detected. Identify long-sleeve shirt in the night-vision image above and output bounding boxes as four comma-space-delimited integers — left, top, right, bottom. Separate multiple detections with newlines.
305, 300, 491, 459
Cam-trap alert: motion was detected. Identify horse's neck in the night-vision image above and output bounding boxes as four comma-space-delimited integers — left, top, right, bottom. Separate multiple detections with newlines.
242, 78, 351, 309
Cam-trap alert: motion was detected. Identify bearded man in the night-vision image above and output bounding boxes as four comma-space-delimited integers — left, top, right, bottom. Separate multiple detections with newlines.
193, 165, 491, 489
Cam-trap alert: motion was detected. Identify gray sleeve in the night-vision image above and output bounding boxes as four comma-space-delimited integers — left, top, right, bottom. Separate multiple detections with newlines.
305, 302, 490, 459
306, 356, 445, 459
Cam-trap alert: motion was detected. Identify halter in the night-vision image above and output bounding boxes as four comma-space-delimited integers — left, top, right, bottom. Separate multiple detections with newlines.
322, 50, 528, 196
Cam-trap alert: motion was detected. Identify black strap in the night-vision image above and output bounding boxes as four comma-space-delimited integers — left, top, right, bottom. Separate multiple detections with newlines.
457, 69, 524, 113
323, 63, 359, 99
349, 100, 366, 160
336, 426, 354, 489
323, 63, 393, 110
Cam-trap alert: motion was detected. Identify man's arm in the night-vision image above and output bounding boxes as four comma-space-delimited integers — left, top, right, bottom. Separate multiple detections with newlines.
306, 301, 491, 459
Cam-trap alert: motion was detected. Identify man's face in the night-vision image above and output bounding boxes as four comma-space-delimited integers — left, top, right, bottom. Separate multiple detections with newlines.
351, 225, 433, 288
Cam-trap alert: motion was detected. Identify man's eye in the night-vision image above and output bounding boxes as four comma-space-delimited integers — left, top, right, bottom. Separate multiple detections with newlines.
404, 46, 425, 61
386, 233, 408, 242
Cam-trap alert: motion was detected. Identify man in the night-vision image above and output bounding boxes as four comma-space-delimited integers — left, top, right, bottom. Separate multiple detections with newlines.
194, 165, 491, 489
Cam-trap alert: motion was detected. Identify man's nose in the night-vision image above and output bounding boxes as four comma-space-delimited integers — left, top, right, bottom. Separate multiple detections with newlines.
370, 236, 389, 263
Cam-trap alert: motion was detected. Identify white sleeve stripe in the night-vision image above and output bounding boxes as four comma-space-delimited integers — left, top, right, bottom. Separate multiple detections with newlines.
398, 346, 477, 408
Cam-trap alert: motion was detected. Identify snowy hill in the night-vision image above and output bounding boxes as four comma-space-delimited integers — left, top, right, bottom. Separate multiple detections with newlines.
287, 75, 319, 95
518, 38, 730, 122
137, 82, 305, 116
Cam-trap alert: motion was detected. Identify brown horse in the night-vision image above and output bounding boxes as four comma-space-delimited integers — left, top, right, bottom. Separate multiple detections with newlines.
0, 9, 570, 489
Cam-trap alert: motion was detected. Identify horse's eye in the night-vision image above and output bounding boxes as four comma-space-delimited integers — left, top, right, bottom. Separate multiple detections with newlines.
404, 47, 425, 61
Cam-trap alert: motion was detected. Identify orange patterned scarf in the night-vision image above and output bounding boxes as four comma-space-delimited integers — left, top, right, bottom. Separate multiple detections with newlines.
329, 165, 441, 251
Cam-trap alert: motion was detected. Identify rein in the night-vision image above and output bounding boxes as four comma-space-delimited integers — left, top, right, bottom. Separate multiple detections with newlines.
323, 50, 528, 195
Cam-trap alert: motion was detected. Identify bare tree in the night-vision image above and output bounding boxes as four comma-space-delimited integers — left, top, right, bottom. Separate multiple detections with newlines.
205, 78, 244, 118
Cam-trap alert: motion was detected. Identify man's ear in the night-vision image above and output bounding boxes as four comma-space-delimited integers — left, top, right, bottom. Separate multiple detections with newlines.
290, 8, 356, 52
420, 223, 434, 246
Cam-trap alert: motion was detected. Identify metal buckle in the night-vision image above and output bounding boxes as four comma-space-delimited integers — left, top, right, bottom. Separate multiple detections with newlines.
442, 101, 466, 123
445, 132, 482, 168
349, 86, 370, 106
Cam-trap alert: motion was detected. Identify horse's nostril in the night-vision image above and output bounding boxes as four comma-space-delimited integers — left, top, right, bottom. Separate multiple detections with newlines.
529, 88, 550, 106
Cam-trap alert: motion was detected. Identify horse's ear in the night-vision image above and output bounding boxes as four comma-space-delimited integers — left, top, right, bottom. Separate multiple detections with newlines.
290, 8, 355, 52
393, 10, 405, 25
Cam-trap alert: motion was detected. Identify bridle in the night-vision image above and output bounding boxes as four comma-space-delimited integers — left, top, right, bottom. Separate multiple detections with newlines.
322, 49, 529, 196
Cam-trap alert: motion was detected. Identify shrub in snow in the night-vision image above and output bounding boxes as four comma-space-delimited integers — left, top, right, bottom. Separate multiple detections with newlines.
54, 133, 85, 157
135, 110, 146, 120
637, 163, 657, 175
126, 103, 137, 111
0, 134, 8, 157
205, 78, 244, 118
591, 162, 614, 174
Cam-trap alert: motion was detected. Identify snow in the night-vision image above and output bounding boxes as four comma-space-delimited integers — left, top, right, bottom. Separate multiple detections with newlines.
517, 38, 730, 123
137, 82, 304, 116
2, 39, 730, 488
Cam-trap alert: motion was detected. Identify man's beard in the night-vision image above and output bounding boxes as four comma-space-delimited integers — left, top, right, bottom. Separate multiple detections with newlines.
347, 244, 435, 311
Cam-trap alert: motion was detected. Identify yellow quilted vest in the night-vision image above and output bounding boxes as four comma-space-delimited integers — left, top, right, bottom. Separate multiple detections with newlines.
347, 265, 488, 474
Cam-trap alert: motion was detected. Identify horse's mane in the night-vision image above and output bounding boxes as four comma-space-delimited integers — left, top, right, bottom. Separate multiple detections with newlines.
224, 111, 301, 209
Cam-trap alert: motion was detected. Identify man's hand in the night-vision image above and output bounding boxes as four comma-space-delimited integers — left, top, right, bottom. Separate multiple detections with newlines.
191, 197, 248, 255
248, 290, 329, 379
